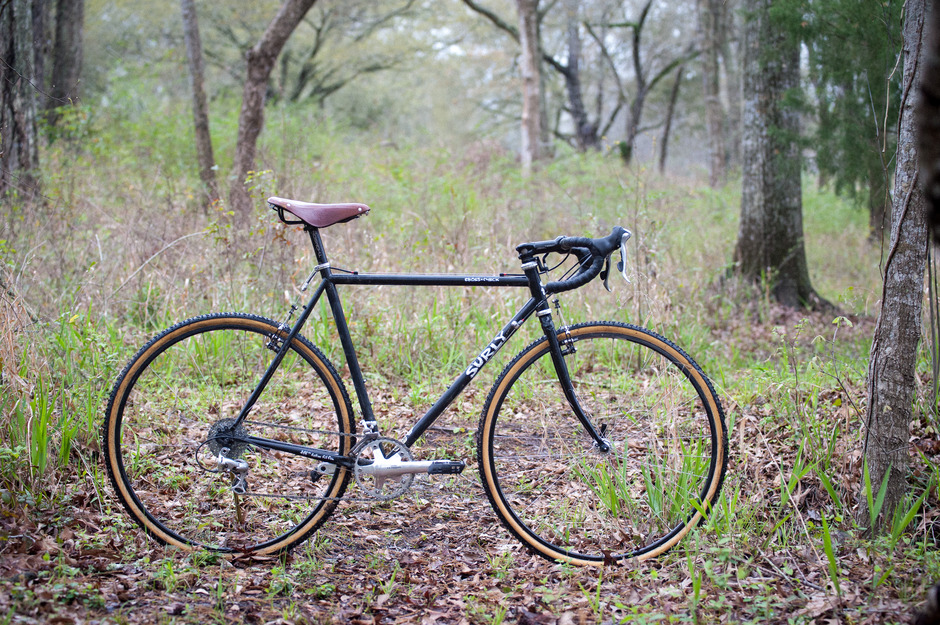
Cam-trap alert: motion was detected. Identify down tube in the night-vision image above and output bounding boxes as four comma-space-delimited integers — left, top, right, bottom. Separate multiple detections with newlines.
403, 297, 539, 447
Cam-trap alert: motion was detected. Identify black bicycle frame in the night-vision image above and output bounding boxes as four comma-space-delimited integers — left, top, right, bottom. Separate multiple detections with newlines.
229, 226, 608, 463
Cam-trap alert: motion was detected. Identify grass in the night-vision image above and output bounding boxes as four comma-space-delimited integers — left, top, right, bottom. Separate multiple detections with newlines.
0, 91, 935, 623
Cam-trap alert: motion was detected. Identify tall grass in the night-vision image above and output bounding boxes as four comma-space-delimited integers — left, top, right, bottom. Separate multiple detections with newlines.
0, 89, 894, 544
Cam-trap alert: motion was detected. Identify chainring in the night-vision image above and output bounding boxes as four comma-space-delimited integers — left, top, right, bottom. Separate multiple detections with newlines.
353, 437, 414, 501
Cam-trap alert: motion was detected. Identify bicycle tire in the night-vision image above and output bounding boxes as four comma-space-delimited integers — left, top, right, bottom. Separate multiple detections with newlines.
103, 313, 354, 554
477, 321, 727, 566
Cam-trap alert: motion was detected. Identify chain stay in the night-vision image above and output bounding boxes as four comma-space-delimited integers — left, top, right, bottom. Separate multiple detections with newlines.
217, 422, 470, 503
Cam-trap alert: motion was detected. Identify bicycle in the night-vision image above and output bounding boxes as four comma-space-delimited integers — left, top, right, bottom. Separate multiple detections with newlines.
103, 196, 728, 566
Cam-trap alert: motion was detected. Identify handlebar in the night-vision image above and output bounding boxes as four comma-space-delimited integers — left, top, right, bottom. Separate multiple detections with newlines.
516, 226, 631, 294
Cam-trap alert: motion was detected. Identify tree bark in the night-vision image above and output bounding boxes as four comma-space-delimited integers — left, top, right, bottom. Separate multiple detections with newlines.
862, 0, 928, 531
32, 0, 48, 102
697, 0, 725, 186
229, 0, 317, 215
47, 0, 82, 117
659, 63, 684, 174
516, 0, 541, 176
180, 0, 220, 207
733, 0, 822, 309
564, 0, 598, 151
921, 0, 940, 242
0, 0, 41, 200
718, 0, 741, 170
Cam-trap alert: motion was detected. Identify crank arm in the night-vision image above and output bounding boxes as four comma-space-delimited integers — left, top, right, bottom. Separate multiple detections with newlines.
356, 458, 466, 478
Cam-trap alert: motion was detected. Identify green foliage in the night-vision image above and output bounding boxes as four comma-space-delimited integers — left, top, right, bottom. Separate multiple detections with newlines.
803, 0, 903, 208
820, 512, 841, 595
2, 81, 932, 623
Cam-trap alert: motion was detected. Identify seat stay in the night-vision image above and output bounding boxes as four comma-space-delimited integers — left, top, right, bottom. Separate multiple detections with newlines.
231, 279, 329, 430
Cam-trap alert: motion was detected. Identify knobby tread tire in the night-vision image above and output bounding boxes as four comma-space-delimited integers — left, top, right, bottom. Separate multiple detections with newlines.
102, 312, 354, 555
476, 321, 728, 566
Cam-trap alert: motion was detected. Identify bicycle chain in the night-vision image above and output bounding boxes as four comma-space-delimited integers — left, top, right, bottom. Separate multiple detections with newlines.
232, 420, 475, 503
235, 472, 476, 504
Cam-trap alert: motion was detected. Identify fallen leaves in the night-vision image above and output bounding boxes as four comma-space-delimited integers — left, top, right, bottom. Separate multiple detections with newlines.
1, 323, 938, 625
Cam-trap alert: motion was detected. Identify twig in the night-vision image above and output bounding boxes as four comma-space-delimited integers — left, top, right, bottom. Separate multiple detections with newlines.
756, 426, 826, 591
757, 546, 821, 592
109, 231, 210, 298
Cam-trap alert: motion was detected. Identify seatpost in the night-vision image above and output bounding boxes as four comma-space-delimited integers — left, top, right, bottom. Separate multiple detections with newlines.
307, 227, 330, 266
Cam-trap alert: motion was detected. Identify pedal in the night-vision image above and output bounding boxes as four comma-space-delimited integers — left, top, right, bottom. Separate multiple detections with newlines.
428, 460, 466, 475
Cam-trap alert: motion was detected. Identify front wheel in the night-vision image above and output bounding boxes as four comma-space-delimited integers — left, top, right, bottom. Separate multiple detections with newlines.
477, 322, 728, 566
103, 313, 355, 554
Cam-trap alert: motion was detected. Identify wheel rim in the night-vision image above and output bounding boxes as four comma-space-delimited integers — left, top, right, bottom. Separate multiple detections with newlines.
481, 323, 725, 564
106, 316, 352, 553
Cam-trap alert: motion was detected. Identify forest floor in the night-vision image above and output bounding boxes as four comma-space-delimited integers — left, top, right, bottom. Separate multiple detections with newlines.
0, 311, 937, 625
0, 460, 931, 625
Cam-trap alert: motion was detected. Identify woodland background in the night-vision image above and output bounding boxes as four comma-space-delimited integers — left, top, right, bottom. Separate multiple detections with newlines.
1, 0, 939, 623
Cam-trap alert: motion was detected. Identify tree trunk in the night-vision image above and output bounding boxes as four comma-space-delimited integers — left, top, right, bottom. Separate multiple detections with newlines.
535, 13, 552, 160
564, 0, 598, 151
921, 0, 940, 242
229, 0, 317, 215
862, 0, 928, 532
617, 0, 652, 167
0, 0, 41, 200
658, 64, 683, 174
32, 0, 48, 101
515, 0, 541, 176
697, 0, 725, 186
868, 156, 890, 242
47, 0, 82, 118
619, 86, 646, 166
719, 0, 741, 170
733, 0, 822, 309
180, 0, 220, 207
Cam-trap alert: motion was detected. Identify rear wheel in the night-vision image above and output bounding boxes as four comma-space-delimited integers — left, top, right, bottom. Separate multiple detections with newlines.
103, 313, 354, 554
478, 321, 727, 565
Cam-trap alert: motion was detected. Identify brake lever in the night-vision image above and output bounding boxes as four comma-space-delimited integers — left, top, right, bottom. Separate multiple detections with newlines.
601, 256, 612, 292
617, 230, 632, 284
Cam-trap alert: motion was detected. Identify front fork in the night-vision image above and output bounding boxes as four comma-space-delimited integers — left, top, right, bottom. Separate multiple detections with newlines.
522, 262, 611, 453
537, 307, 612, 453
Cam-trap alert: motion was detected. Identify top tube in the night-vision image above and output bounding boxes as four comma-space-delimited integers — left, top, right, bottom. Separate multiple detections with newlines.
328, 272, 529, 288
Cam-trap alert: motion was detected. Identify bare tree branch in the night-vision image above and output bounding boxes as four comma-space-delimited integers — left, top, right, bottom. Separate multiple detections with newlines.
460, 0, 519, 42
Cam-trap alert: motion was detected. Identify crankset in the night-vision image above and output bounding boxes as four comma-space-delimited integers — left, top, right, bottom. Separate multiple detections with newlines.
352, 436, 466, 501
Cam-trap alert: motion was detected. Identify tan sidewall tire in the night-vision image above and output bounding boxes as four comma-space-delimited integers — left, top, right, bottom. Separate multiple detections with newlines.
477, 322, 727, 566
102, 314, 353, 554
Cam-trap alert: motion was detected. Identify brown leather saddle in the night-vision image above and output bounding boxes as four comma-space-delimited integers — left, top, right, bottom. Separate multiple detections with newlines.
268, 196, 370, 228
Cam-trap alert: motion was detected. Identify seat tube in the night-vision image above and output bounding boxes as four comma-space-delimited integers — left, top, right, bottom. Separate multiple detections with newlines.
521, 259, 610, 452
308, 228, 376, 426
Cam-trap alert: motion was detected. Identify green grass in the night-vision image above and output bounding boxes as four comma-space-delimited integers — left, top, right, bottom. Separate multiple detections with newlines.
0, 89, 933, 624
